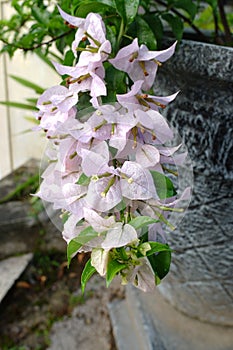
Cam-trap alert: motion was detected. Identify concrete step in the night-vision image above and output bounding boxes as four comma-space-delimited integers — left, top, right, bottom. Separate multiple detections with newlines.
108, 286, 165, 350
0, 200, 41, 260
0, 159, 42, 260
108, 285, 233, 350
0, 253, 33, 303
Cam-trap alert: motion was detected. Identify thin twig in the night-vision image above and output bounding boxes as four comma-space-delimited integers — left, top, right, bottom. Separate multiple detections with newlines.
217, 0, 232, 45
1, 30, 73, 52
213, 6, 220, 40
153, 0, 209, 42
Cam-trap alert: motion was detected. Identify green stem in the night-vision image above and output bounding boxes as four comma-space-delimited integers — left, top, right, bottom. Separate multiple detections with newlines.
123, 34, 134, 40
153, 209, 175, 231
117, 18, 125, 50
118, 247, 129, 261
162, 165, 178, 176
101, 176, 116, 197
85, 31, 101, 47
154, 205, 184, 212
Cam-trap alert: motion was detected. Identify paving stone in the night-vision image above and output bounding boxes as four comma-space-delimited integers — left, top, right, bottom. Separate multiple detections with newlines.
0, 253, 33, 303
0, 201, 40, 259
0, 201, 35, 228
48, 275, 124, 350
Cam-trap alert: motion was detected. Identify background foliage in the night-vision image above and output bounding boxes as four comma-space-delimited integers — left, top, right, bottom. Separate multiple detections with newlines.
0, 0, 232, 61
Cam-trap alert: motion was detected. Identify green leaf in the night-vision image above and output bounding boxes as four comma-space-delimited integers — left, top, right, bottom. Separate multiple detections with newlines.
98, 0, 116, 6
12, 2, 23, 15
155, 275, 161, 285
192, 4, 217, 31
114, 0, 127, 24
81, 258, 96, 293
26, 98, 38, 104
145, 242, 172, 256
105, 65, 127, 97
150, 170, 176, 199
56, 35, 68, 53
63, 49, 75, 66
143, 13, 163, 47
67, 226, 99, 266
128, 16, 157, 49
31, 7, 49, 25
0, 101, 38, 110
114, 0, 139, 25
76, 173, 91, 186
24, 116, 39, 125
61, 212, 70, 225
106, 25, 117, 53
73, 226, 100, 245
148, 250, 172, 280
205, 0, 218, 9
137, 242, 151, 256
129, 216, 158, 230
173, 0, 198, 21
74, 0, 116, 10
162, 13, 184, 41
76, 1, 115, 17
67, 240, 82, 267
10, 75, 45, 94
106, 259, 126, 287
125, 0, 140, 25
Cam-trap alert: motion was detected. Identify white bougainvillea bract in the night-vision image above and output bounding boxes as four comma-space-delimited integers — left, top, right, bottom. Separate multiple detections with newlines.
35, 6, 191, 293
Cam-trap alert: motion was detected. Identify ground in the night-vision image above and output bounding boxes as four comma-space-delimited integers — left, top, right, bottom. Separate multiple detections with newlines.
0, 160, 124, 350
0, 251, 124, 350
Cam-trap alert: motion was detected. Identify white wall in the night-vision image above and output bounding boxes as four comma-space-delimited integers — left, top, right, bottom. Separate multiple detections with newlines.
0, 1, 60, 179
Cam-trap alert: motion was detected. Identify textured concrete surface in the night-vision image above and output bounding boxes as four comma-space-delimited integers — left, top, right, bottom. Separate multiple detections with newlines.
109, 286, 165, 350
48, 275, 124, 350
109, 285, 233, 350
139, 286, 233, 350
0, 253, 33, 303
0, 201, 40, 260
0, 160, 42, 259
0, 201, 39, 260
154, 40, 233, 325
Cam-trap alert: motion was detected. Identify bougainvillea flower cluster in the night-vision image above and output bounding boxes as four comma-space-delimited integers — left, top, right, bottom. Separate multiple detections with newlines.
35, 6, 191, 292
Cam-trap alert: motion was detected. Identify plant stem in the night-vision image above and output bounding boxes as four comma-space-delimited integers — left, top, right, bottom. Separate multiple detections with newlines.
117, 18, 125, 50
1, 30, 73, 52
153, 0, 209, 42
212, 5, 220, 41
217, 0, 232, 45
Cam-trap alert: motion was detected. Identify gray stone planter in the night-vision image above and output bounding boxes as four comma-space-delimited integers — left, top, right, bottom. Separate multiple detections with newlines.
154, 40, 233, 326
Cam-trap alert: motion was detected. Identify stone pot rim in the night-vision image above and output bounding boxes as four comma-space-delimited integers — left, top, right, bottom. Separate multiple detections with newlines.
164, 38, 233, 83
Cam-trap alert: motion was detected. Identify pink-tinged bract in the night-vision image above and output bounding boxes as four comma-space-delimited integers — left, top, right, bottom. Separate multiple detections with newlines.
34, 7, 191, 293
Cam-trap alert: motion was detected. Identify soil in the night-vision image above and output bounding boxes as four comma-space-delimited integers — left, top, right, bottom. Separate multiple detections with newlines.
0, 251, 124, 350
0, 160, 125, 350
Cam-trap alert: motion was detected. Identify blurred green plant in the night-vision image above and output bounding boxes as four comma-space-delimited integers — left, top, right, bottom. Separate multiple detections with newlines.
0, 0, 232, 62
0, 172, 39, 204
0, 75, 42, 113
0, 49, 60, 118
192, 0, 233, 45
0, 73, 44, 201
